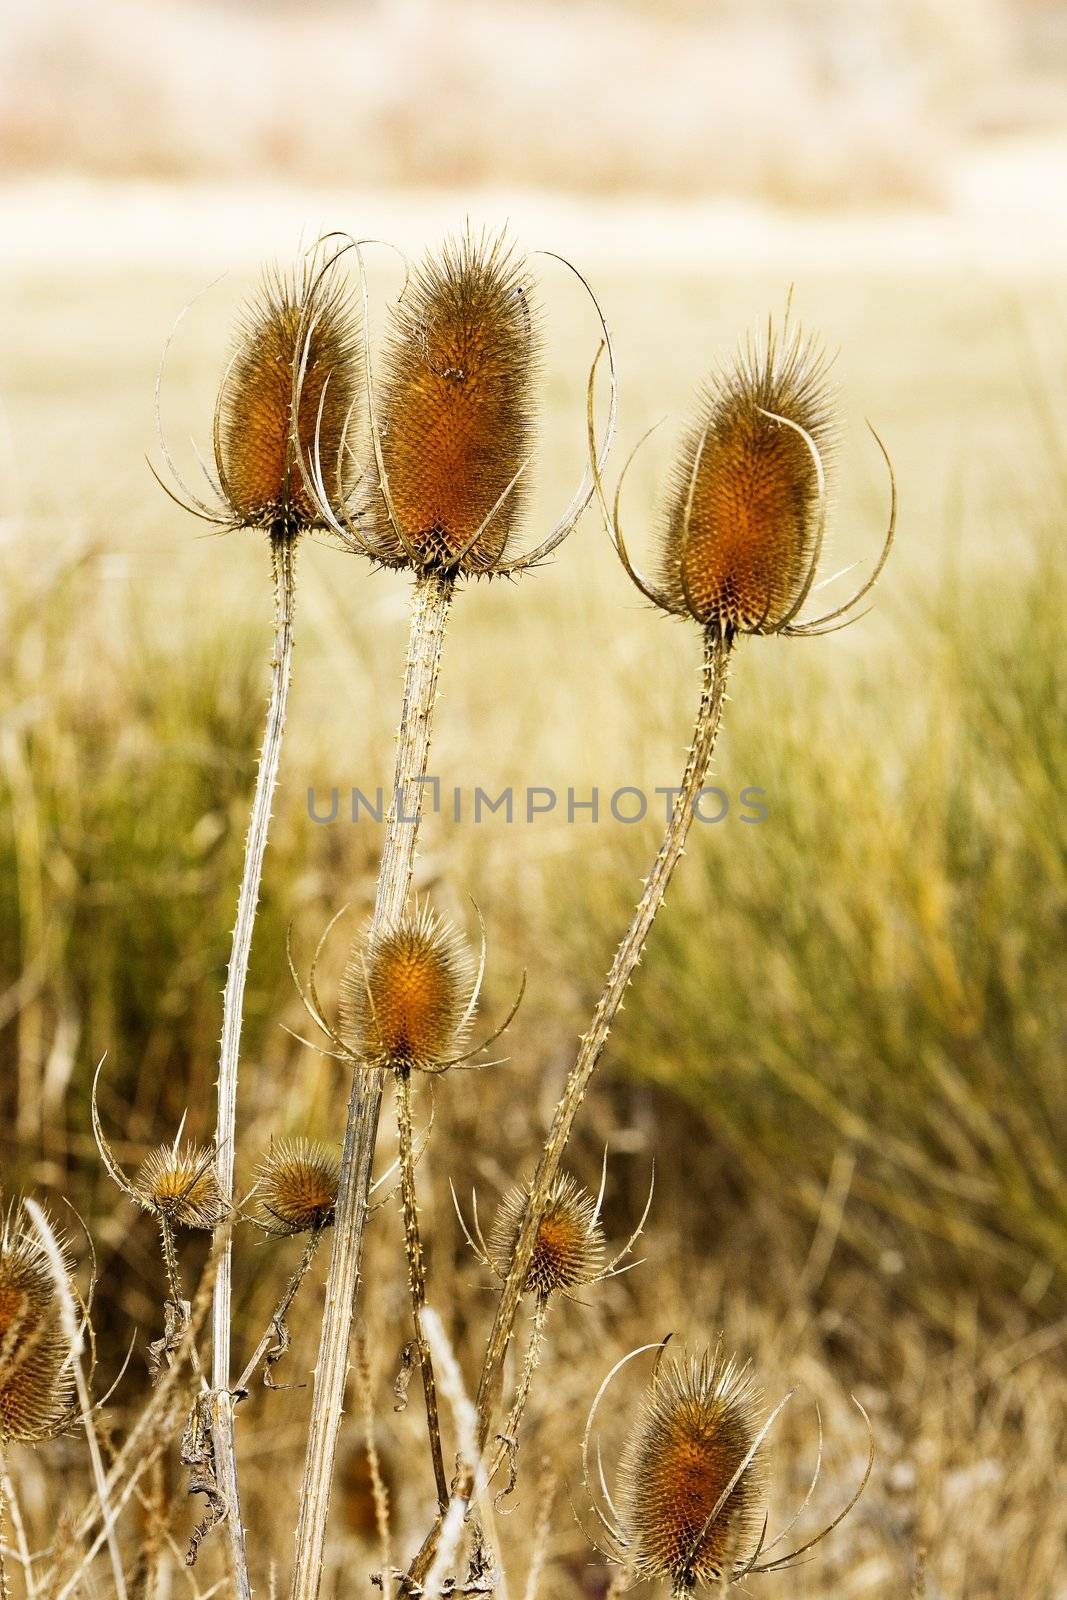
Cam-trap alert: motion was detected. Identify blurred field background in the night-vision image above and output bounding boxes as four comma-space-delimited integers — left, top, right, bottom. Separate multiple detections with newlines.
1, 1, 1066, 1595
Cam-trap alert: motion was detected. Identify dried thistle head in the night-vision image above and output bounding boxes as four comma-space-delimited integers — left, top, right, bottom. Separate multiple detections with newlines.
338, 905, 475, 1073
658, 326, 834, 636
370, 230, 540, 573
489, 1174, 607, 1298
616, 1350, 765, 1594
252, 1139, 339, 1235
134, 1142, 221, 1231
214, 253, 361, 536
0, 1209, 75, 1444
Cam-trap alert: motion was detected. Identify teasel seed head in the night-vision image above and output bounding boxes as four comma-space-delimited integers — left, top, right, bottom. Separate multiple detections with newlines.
134, 1142, 222, 1231
338, 904, 476, 1073
214, 253, 361, 536
659, 326, 834, 636
489, 1174, 607, 1298
617, 1350, 765, 1594
252, 1139, 340, 1236
0, 1208, 75, 1444
370, 229, 540, 573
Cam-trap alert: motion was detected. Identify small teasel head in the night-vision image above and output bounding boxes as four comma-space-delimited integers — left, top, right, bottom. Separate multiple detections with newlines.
616, 1350, 765, 1593
0, 1207, 75, 1444
216, 253, 362, 536
252, 1139, 340, 1236
488, 1174, 607, 1299
369, 228, 540, 574
133, 1141, 222, 1231
337, 904, 476, 1073
659, 325, 834, 636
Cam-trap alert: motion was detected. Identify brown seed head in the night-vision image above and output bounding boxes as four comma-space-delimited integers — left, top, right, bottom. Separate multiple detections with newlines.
0, 1210, 75, 1444
253, 1139, 340, 1235
618, 1350, 764, 1593
371, 230, 539, 572
660, 326, 833, 634
489, 1174, 606, 1297
135, 1143, 221, 1230
217, 255, 361, 534
338, 905, 474, 1072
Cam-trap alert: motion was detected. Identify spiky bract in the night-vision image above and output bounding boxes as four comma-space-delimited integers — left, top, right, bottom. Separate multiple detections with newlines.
372, 230, 539, 572
617, 1350, 764, 1593
338, 905, 474, 1073
0, 1210, 75, 1443
253, 1139, 340, 1235
489, 1174, 606, 1297
217, 255, 361, 534
660, 327, 833, 634
134, 1144, 221, 1230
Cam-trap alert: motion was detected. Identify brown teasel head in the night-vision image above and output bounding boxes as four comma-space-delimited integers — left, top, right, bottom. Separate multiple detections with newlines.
134, 1142, 222, 1231
488, 1174, 607, 1298
659, 326, 834, 636
216, 254, 361, 536
252, 1139, 340, 1235
0, 1209, 75, 1444
337, 905, 475, 1073
370, 230, 540, 573
617, 1350, 765, 1593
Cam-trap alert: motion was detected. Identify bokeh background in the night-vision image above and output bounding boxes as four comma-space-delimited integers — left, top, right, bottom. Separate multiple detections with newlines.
1, 2, 1066, 1595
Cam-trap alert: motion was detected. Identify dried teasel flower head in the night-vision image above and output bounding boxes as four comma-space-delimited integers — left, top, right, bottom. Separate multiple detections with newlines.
153, 248, 361, 541
591, 315, 894, 642
616, 1350, 765, 1593
252, 1139, 340, 1235
133, 1141, 222, 1231
488, 1174, 607, 1298
659, 326, 833, 635
337, 904, 477, 1074
0, 1207, 75, 1444
367, 229, 541, 574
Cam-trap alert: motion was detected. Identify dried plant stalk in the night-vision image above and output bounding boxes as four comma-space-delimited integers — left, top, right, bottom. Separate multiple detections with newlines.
211, 530, 297, 1599
290, 569, 454, 1600
407, 629, 731, 1586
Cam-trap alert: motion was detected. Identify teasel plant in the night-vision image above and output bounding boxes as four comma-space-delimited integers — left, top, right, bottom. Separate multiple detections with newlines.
152, 245, 362, 1593
289, 900, 523, 1516
235, 1139, 340, 1394
455, 1160, 653, 1505
289, 227, 617, 1600
582, 1340, 874, 1595
405, 313, 895, 1585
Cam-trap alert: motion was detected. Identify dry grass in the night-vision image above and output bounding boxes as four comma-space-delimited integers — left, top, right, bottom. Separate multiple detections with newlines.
0, 215, 1064, 1595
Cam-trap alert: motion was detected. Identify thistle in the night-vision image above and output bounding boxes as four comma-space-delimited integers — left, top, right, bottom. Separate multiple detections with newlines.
456, 1164, 651, 1502
585, 1344, 874, 1595
290, 226, 616, 1600
153, 247, 361, 1595
294, 903, 522, 1511
467, 314, 896, 1520
252, 1139, 340, 1238
0, 1209, 74, 1446
92, 1063, 219, 1379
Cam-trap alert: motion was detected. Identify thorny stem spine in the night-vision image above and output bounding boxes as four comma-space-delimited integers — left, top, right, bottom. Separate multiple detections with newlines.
396, 1065, 450, 1509
211, 527, 298, 1600
409, 627, 732, 1586
290, 570, 455, 1600
234, 1227, 324, 1397
490, 1293, 549, 1494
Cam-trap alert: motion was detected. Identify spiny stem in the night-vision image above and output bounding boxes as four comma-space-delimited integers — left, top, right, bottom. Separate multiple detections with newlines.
396, 1065, 449, 1509
211, 526, 298, 1600
234, 1228, 324, 1397
290, 569, 454, 1600
409, 628, 732, 1586
489, 1293, 550, 1500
